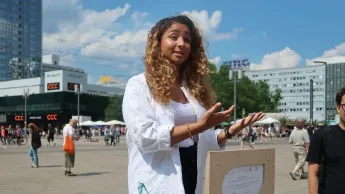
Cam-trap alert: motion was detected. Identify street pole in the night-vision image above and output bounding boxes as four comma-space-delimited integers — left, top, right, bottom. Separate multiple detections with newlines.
234, 73, 237, 121
75, 84, 82, 130
313, 60, 327, 122
23, 89, 29, 129
310, 79, 314, 124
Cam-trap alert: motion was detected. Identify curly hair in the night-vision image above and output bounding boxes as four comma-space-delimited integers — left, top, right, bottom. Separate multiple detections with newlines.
144, 15, 216, 109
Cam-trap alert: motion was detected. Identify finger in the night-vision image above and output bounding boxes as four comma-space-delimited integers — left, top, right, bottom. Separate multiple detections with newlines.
244, 114, 255, 125
208, 102, 222, 114
222, 105, 235, 115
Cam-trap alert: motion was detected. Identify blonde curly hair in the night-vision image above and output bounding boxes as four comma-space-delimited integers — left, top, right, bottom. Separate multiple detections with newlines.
144, 15, 216, 109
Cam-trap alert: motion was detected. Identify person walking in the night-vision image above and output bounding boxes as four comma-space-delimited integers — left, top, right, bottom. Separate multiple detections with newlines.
289, 119, 309, 180
240, 127, 255, 150
122, 14, 265, 194
28, 123, 41, 168
63, 119, 79, 176
307, 87, 345, 194
47, 124, 56, 147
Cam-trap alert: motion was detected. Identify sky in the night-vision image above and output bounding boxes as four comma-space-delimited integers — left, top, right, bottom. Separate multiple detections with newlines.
42, 0, 345, 87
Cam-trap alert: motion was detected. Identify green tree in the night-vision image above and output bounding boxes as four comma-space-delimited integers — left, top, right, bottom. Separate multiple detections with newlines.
104, 95, 124, 121
208, 62, 282, 119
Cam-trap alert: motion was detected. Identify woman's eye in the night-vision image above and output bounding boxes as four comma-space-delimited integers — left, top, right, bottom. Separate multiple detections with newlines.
169, 36, 178, 40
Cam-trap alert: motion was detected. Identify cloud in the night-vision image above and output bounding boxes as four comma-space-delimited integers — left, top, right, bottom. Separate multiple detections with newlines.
306, 42, 345, 66
250, 47, 302, 70
131, 12, 149, 21
43, 2, 131, 53
182, 10, 243, 40
209, 56, 221, 65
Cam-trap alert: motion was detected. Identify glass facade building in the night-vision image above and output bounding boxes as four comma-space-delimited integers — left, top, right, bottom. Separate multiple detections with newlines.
325, 62, 345, 121
0, 0, 42, 81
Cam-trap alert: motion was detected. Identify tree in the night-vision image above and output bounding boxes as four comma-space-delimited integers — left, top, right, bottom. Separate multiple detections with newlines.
277, 115, 289, 127
104, 95, 124, 121
208, 62, 282, 119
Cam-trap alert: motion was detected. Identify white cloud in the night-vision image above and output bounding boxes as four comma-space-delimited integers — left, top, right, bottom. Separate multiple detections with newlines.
182, 10, 242, 40
209, 56, 221, 65
131, 12, 149, 21
306, 42, 345, 66
79, 29, 148, 59
250, 47, 302, 70
43, 3, 131, 54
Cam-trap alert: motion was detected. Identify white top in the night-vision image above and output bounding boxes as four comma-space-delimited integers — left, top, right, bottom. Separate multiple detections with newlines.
62, 124, 76, 146
172, 101, 197, 148
122, 73, 226, 194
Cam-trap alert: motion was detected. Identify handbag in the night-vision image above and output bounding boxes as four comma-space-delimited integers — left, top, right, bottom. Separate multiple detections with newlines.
63, 134, 75, 155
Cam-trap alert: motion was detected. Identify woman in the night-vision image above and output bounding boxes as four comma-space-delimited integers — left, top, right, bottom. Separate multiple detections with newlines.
28, 123, 41, 168
122, 15, 265, 194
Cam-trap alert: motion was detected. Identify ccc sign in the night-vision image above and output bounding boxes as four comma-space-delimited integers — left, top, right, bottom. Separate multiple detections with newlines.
15, 115, 24, 121
47, 83, 60, 91
47, 114, 58, 121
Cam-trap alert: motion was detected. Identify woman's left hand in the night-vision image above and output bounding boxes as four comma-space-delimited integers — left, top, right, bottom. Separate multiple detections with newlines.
228, 112, 266, 136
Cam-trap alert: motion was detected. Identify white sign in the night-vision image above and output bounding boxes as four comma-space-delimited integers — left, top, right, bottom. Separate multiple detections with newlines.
222, 165, 264, 194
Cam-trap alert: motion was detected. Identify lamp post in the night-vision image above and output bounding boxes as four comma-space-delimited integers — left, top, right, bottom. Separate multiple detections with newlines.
313, 60, 327, 122
23, 89, 30, 129
229, 69, 243, 121
74, 84, 82, 130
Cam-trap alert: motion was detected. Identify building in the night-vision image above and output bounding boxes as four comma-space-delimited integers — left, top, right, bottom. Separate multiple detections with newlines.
97, 75, 128, 89
0, 0, 42, 81
246, 65, 326, 121
42, 54, 85, 74
314, 56, 345, 123
0, 70, 124, 128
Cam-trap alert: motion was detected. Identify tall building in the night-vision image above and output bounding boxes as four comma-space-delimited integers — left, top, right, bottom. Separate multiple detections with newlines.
315, 57, 345, 122
0, 0, 42, 81
42, 54, 85, 74
245, 65, 326, 121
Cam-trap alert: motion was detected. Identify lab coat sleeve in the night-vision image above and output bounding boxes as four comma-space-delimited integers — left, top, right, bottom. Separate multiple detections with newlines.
200, 128, 226, 151
122, 77, 174, 153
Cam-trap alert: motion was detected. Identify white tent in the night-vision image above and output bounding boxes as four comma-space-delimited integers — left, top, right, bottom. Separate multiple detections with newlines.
80, 120, 95, 126
94, 120, 107, 126
105, 120, 126, 125
256, 117, 280, 125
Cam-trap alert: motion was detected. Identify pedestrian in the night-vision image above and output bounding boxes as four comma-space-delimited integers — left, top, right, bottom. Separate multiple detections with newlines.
16, 124, 22, 145
63, 119, 79, 176
307, 87, 345, 194
109, 125, 116, 146
122, 14, 265, 194
1, 125, 8, 147
240, 127, 255, 150
28, 123, 41, 168
47, 124, 56, 147
288, 119, 309, 180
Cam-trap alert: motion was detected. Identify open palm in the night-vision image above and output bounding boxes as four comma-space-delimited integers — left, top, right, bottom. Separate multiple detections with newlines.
229, 112, 266, 135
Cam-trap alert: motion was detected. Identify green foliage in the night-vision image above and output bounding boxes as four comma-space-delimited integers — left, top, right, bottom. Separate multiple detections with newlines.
276, 115, 289, 127
208, 62, 282, 119
104, 95, 124, 121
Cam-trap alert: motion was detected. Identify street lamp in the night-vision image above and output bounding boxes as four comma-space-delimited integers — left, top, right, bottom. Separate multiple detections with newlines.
229, 69, 243, 121
313, 60, 327, 122
74, 84, 82, 130
23, 89, 30, 129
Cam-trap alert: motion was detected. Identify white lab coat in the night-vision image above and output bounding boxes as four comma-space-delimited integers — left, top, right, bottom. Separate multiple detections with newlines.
122, 73, 226, 194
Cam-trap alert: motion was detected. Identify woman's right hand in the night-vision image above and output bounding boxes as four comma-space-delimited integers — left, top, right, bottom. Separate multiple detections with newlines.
198, 102, 235, 132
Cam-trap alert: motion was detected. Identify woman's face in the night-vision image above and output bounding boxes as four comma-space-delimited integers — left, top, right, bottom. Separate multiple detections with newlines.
160, 22, 192, 68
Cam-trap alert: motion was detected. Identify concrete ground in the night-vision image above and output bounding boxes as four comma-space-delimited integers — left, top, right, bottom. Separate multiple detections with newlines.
0, 136, 308, 194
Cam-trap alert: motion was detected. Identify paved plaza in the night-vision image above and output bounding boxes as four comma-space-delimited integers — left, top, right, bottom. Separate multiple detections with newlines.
0, 136, 308, 194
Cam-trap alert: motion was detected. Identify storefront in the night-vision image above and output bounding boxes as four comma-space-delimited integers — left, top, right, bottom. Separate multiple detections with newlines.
0, 91, 109, 130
